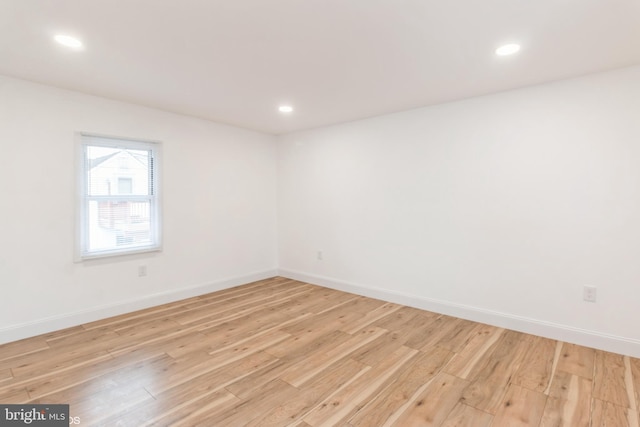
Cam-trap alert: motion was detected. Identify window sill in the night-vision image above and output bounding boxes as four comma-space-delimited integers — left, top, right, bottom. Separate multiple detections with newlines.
76, 245, 162, 263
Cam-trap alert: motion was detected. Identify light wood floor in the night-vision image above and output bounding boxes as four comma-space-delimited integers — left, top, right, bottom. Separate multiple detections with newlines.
1, 277, 639, 426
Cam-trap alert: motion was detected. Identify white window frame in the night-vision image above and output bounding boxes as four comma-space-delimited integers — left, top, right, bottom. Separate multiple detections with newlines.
77, 133, 162, 260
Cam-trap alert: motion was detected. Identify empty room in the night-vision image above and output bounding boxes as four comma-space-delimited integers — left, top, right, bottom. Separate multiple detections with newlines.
1, 1, 640, 426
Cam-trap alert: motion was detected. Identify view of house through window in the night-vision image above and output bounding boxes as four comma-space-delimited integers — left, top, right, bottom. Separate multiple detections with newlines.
79, 135, 160, 258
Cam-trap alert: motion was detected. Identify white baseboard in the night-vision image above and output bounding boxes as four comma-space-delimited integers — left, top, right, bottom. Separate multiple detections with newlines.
0, 269, 278, 345
278, 268, 640, 358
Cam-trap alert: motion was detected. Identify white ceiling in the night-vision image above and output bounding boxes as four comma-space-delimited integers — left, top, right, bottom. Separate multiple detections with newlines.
1, 0, 640, 135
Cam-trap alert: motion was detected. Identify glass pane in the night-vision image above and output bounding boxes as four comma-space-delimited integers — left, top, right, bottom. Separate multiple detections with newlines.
88, 200, 152, 251
118, 177, 133, 194
87, 146, 150, 196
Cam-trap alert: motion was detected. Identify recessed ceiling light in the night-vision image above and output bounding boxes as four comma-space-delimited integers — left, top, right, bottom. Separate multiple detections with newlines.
54, 34, 83, 50
278, 105, 293, 113
495, 43, 520, 56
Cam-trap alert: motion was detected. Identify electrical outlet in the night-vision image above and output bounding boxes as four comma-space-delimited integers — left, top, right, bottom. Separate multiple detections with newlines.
138, 265, 147, 277
583, 285, 596, 302
317, 251, 323, 261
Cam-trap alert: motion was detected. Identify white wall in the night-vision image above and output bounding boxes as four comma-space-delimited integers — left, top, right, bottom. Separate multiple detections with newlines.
277, 65, 640, 357
0, 75, 278, 343
3, 66, 640, 356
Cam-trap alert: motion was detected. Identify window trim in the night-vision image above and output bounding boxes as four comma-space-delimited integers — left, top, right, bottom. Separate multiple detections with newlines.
76, 132, 162, 261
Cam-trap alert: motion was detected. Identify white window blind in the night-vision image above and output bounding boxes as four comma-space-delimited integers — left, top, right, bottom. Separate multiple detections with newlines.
78, 134, 161, 259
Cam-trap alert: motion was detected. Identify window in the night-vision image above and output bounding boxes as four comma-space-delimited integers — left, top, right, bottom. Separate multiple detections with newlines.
78, 134, 161, 259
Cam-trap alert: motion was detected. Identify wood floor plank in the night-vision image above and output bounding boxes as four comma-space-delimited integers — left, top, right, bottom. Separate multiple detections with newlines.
171, 282, 313, 328
403, 321, 454, 351
547, 369, 593, 402
541, 396, 591, 427
491, 384, 547, 427
81, 297, 200, 331
225, 358, 291, 400
195, 297, 298, 335
145, 350, 279, 423
279, 327, 386, 387
543, 340, 564, 395
204, 379, 300, 427
593, 350, 631, 408
246, 358, 366, 426
147, 389, 239, 427
225, 335, 355, 400
556, 342, 595, 379
340, 302, 403, 334
279, 306, 356, 338
303, 346, 417, 426
298, 287, 357, 314
280, 296, 372, 337
23, 349, 165, 399
0, 368, 13, 382
145, 350, 233, 395
158, 330, 213, 358
459, 329, 529, 414
625, 356, 640, 427
631, 357, 640, 423
27, 353, 172, 403
11, 349, 112, 380
196, 312, 313, 359
0, 387, 31, 404
388, 372, 469, 427
348, 346, 453, 426
428, 317, 478, 353
266, 329, 350, 362
373, 306, 433, 331
511, 334, 557, 393
349, 331, 412, 367
591, 398, 635, 427
108, 319, 191, 355
336, 295, 392, 315
0, 277, 638, 426
442, 324, 504, 380
46, 326, 122, 349
31, 382, 155, 426
102, 351, 275, 426
0, 337, 49, 361
383, 314, 464, 354
86, 278, 302, 332
40, 325, 86, 341
440, 402, 493, 427
397, 311, 443, 350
